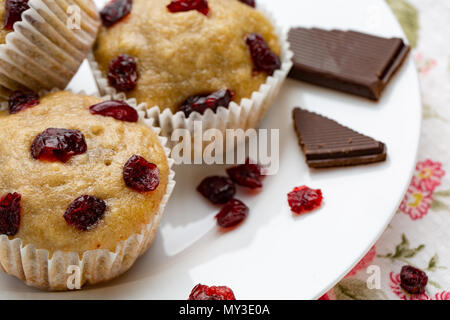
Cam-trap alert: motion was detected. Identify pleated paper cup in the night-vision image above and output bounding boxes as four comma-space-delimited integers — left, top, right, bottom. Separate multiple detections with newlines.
0, 90, 176, 291
0, 0, 100, 101
90, 3, 293, 149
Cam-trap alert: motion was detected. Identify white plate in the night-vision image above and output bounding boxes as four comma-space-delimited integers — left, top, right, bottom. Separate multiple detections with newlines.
0, 0, 421, 299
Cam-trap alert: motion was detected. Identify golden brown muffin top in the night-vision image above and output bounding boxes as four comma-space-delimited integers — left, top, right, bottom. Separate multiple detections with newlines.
0, 91, 169, 255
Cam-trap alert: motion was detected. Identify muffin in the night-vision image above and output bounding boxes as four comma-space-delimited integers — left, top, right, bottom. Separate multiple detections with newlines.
0, 0, 100, 100
0, 91, 175, 290
91, 0, 293, 143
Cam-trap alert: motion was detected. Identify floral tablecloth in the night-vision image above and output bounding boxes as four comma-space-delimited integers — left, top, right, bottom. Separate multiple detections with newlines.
321, 0, 450, 300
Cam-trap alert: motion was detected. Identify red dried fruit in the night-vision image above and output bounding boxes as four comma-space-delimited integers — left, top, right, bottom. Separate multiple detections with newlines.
8, 91, 39, 114
4, 0, 29, 30
239, 0, 255, 7
216, 199, 249, 228
287, 186, 323, 215
89, 100, 138, 122
245, 33, 281, 76
188, 284, 236, 300
167, 0, 209, 16
0, 193, 21, 236
226, 159, 262, 189
100, 0, 132, 27
64, 195, 106, 231
197, 176, 236, 204
31, 128, 87, 163
178, 89, 234, 117
400, 265, 428, 295
108, 54, 138, 92
123, 155, 159, 192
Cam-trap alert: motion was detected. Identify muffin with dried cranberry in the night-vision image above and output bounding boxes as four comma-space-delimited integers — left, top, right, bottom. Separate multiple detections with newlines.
0, 0, 100, 101
91, 0, 292, 141
0, 91, 175, 290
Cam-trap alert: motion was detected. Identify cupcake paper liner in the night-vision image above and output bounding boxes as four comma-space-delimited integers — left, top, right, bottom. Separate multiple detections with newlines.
0, 90, 176, 291
0, 0, 100, 101
89, 3, 293, 149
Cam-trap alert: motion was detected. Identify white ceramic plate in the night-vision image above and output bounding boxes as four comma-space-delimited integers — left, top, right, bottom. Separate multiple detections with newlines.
0, 0, 421, 299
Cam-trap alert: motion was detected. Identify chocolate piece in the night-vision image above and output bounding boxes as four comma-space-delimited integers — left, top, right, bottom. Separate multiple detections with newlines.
288, 28, 410, 100
293, 108, 387, 168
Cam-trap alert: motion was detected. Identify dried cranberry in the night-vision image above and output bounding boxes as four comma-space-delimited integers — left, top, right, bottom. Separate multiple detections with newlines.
108, 54, 138, 92
0, 193, 21, 236
239, 0, 255, 7
123, 155, 159, 192
167, 0, 209, 16
4, 0, 29, 30
178, 89, 234, 117
8, 91, 39, 114
100, 0, 132, 27
64, 195, 106, 231
287, 186, 323, 215
400, 265, 428, 295
197, 176, 236, 204
188, 284, 236, 300
245, 33, 281, 76
31, 128, 87, 163
226, 159, 262, 189
89, 100, 138, 122
216, 199, 249, 228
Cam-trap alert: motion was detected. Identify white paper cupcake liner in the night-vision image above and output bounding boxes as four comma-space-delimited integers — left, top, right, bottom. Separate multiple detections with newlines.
89, 3, 293, 149
0, 0, 100, 101
0, 90, 176, 291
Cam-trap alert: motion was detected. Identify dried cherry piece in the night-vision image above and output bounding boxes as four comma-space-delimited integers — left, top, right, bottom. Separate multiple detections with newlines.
0, 193, 21, 236
31, 128, 87, 163
400, 265, 428, 295
167, 0, 209, 16
8, 91, 39, 114
4, 0, 29, 30
123, 155, 159, 192
178, 89, 234, 117
216, 199, 249, 228
197, 176, 236, 204
239, 0, 255, 7
188, 284, 236, 300
89, 100, 138, 122
64, 195, 106, 231
226, 159, 262, 189
108, 54, 138, 92
287, 186, 323, 215
245, 33, 281, 76
100, 0, 132, 27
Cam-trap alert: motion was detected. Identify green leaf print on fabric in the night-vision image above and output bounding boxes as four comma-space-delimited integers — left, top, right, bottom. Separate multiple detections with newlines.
386, 0, 419, 48
334, 279, 386, 300
378, 234, 425, 263
431, 199, 450, 211
423, 104, 449, 122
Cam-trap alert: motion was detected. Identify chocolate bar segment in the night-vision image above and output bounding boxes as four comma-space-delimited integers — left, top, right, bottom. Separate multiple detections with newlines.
293, 108, 387, 168
288, 28, 410, 100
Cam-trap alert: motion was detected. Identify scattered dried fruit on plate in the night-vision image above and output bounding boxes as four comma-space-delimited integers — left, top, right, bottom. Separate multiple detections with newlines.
226, 159, 263, 189
216, 198, 249, 228
287, 186, 323, 215
188, 284, 236, 300
4, 0, 29, 30
197, 176, 236, 204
